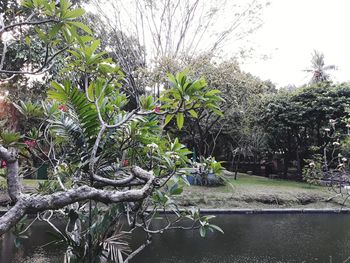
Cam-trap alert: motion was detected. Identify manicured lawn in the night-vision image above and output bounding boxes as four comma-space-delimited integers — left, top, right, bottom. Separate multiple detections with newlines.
175, 171, 338, 209
228, 173, 322, 189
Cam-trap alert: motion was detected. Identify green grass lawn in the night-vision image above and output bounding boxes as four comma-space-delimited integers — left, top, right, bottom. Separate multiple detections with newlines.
177, 172, 336, 209
0, 177, 47, 188
228, 173, 322, 189
182, 172, 325, 195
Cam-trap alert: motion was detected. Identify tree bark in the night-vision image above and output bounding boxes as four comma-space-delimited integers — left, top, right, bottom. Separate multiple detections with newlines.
0, 178, 156, 235
0, 146, 21, 203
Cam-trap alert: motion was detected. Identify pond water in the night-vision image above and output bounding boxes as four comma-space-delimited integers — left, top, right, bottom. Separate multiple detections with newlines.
1, 213, 350, 263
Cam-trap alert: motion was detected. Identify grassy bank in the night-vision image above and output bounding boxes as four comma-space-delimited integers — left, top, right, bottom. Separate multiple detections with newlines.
175, 172, 347, 209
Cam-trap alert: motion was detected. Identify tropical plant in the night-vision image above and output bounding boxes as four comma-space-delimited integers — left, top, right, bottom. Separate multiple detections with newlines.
304, 50, 337, 84
0, 1, 224, 262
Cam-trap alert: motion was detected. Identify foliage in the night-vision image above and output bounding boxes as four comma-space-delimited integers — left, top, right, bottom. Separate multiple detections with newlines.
149, 54, 272, 163
303, 156, 324, 186
0, 0, 89, 101
260, 82, 350, 177
37, 180, 61, 194
0, 2, 225, 262
191, 156, 226, 186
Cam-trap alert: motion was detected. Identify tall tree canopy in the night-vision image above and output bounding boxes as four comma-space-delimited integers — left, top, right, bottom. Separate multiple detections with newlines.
260, 82, 350, 177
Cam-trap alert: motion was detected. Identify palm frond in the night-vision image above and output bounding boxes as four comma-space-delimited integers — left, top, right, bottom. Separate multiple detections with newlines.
48, 81, 100, 141
102, 232, 131, 263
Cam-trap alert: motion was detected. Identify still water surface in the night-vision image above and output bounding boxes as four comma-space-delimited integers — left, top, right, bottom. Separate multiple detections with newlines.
1, 214, 350, 263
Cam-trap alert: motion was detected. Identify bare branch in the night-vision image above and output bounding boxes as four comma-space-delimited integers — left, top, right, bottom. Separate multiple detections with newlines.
0, 19, 59, 34
0, 46, 68, 75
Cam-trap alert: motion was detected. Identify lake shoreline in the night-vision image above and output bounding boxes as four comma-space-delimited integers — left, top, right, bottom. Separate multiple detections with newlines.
1, 173, 349, 214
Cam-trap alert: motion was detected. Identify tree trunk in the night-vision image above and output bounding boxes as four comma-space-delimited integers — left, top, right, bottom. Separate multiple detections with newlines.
234, 156, 240, 180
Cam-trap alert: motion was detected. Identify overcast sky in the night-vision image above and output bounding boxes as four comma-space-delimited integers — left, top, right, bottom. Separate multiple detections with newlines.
240, 0, 350, 87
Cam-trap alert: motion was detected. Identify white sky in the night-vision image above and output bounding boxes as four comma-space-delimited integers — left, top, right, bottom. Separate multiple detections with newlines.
240, 0, 350, 87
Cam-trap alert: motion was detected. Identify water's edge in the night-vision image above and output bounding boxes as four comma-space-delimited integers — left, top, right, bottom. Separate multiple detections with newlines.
1, 208, 350, 217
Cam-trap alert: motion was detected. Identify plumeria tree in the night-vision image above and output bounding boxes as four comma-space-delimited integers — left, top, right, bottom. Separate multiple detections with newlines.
0, 1, 224, 262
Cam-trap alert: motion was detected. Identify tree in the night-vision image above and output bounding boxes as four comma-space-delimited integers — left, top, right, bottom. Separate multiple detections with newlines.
148, 54, 271, 172
260, 82, 350, 178
304, 50, 337, 84
0, 0, 87, 101
92, 0, 267, 59
0, 1, 224, 262
88, 0, 268, 101
83, 12, 147, 108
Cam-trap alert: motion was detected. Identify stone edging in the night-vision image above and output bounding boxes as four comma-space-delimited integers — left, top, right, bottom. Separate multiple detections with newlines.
159, 208, 350, 214
1, 208, 350, 217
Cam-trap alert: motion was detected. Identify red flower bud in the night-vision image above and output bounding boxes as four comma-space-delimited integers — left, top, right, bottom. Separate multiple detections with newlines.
122, 159, 129, 167
154, 106, 161, 113
1, 160, 7, 168
58, 105, 68, 112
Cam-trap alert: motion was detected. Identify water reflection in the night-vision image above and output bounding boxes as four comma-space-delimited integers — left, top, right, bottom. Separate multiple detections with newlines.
132, 214, 350, 263
1, 221, 64, 263
1, 214, 350, 262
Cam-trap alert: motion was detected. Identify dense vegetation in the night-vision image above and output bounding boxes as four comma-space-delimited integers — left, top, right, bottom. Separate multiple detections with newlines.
0, 0, 350, 262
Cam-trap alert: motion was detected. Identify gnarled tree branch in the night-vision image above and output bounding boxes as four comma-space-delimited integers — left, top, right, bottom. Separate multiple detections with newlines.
0, 168, 157, 235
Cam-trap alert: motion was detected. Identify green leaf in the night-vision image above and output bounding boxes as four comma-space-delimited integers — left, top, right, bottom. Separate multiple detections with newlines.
0, 131, 21, 146
206, 89, 221, 96
87, 82, 94, 101
211, 108, 224, 117
199, 226, 206, 238
63, 8, 85, 19
34, 27, 47, 42
49, 23, 63, 38
188, 109, 198, 118
25, 36, 31, 46
90, 39, 100, 53
164, 114, 174, 126
176, 112, 184, 130
209, 224, 224, 234
169, 184, 183, 195
67, 21, 92, 35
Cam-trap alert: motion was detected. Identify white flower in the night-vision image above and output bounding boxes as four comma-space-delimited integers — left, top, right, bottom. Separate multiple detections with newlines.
309, 162, 315, 167
342, 157, 348, 162
147, 143, 159, 150
324, 128, 331, 132
170, 154, 180, 160
333, 141, 340, 146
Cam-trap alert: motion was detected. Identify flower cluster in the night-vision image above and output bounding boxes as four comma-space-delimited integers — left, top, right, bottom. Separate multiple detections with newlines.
147, 143, 159, 150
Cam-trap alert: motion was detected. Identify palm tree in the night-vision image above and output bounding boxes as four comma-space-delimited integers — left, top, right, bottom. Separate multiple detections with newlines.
304, 50, 337, 83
